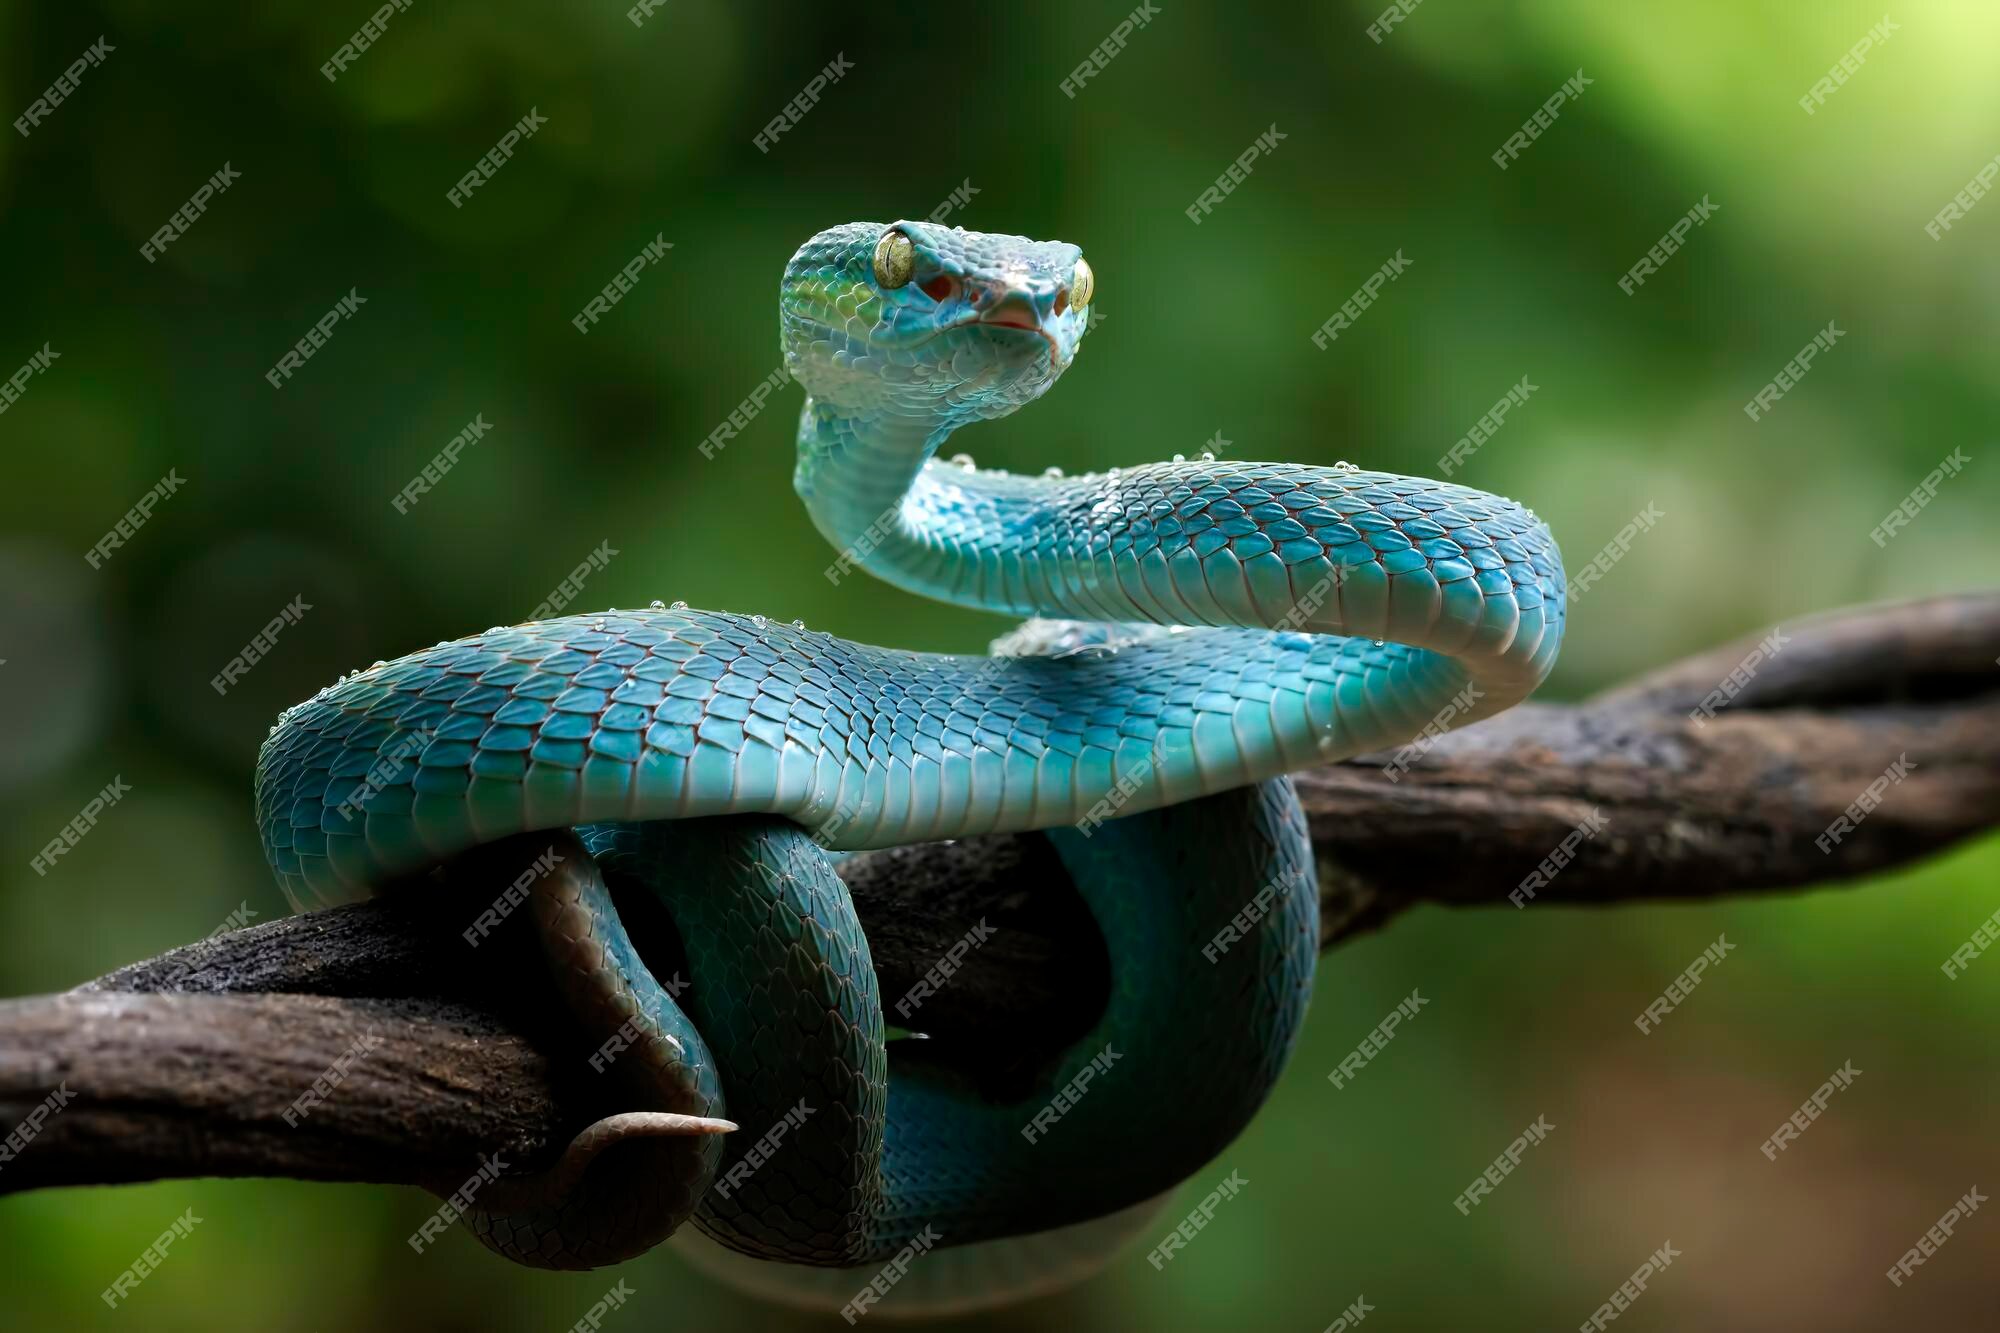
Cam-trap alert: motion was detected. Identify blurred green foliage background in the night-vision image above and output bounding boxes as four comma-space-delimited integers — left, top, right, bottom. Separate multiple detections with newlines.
2, 1, 1996, 1328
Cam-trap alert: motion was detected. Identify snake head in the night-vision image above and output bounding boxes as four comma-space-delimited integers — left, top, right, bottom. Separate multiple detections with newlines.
780, 221, 1093, 426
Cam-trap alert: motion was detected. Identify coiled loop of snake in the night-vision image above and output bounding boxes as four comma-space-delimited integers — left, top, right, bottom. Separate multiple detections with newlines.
256, 221, 1563, 1292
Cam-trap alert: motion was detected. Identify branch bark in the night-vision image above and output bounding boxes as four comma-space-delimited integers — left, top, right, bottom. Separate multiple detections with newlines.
4, 594, 1996, 1204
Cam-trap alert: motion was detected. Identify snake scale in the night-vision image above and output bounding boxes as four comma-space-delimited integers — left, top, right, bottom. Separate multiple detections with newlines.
255, 221, 1565, 1302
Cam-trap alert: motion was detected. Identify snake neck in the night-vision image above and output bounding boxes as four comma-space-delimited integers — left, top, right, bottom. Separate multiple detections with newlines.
793, 397, 1035, 614
792, 397, 940, 559
793, 396, 1119, 624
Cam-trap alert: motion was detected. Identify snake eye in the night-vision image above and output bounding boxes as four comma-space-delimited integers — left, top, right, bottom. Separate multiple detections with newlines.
1069, 257, 1094, 312
873, 230, 915, 290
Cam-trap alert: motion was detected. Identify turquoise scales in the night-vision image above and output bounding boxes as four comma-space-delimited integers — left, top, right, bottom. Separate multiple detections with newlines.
256, 221, 1565, 1292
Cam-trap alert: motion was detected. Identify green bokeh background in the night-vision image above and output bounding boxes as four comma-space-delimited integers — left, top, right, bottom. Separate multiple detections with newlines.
2, 1, 1996, 1329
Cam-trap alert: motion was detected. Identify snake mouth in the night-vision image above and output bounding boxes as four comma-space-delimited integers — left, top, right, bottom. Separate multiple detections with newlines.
950, 314, 1061, 362
977, 308, 1040, 331
804, 309, 1066, 369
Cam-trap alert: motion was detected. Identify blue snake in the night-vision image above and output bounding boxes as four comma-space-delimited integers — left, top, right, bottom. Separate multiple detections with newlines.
256, 221, 1565, 1301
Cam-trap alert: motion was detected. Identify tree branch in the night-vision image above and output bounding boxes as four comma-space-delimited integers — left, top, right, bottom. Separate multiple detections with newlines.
4, 595, 1995, 1206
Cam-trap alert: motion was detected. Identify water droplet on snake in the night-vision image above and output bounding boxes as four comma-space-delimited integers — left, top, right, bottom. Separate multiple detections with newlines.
1371, 639, 1385, 646
669, 600, 689, 610
751, 614, 767, 629
1200, 450, 1216, 461
1107, 467, 1122, 479
1334, 460, 1359, 473
791, 619, 806, 630
1172, 453, 1186, 463
1042, 466, 1064, 478
950, 453, 975, 469
649, 599, 666, 610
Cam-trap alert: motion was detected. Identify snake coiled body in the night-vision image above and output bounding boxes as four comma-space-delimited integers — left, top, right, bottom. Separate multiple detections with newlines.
256, 221, 1564, 1295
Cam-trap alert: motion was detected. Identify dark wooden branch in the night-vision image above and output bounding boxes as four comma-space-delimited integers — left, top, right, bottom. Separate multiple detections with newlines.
3, 594, 1995, 1206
